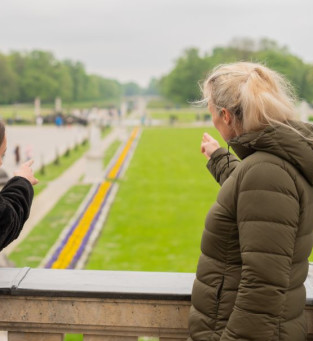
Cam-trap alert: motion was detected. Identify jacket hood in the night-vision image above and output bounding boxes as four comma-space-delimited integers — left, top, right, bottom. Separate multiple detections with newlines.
228, 121, 313, 185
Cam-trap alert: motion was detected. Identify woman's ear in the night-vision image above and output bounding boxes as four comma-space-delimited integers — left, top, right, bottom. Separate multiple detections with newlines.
221, 108, 233, 126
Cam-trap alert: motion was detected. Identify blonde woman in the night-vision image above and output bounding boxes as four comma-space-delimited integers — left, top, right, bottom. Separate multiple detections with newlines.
188, 62, 313, 341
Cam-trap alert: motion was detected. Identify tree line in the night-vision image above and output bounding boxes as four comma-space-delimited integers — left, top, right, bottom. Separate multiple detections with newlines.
2, 39, 312, 106
159, 38, 313, 105
0, 50, 153, 105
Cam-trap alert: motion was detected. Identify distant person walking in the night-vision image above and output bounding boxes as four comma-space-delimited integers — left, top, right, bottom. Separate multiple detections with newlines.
14, 145, 20, 165
188, 62, 313, 341
55, 115, 63, 127
0, 121, 38, 252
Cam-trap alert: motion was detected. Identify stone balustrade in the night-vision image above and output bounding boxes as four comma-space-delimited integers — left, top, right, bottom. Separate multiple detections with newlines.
0, 267, 313, 340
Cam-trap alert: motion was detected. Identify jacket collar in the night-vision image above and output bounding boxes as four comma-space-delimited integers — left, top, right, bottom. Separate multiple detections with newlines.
228, 121, 313, 185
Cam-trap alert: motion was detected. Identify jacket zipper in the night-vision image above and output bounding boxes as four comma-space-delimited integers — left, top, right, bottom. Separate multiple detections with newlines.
215, 276, 225, 316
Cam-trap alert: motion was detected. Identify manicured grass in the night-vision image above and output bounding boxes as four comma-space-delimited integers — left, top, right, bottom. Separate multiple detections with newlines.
0, 104, 51, 121
0, 100, 120, 121
149, 109, 208, 124
62, 99, 120, 110
8, 184, 92, 268
103, 140, 122, 168
100, 125, 112, 138
64, 335, 83, 341
146, 98, 177, 109
33, 141, 89, 196
86, 127, 226, 272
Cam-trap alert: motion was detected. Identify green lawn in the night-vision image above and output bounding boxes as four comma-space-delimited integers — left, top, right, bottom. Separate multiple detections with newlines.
103, 140, 122, 167
0, 104, 51, 121
0, 100, 120, 121
64, 335, 83, 341
149, 109, 208, 124
8, 184, 92, 268
100, 126, 112, 138
86, 127, 226, 272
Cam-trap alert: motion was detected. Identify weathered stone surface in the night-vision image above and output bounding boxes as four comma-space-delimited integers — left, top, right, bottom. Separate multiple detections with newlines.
84, 336, 137, 341
8, 332, 63, 341
0, 268, 313, 339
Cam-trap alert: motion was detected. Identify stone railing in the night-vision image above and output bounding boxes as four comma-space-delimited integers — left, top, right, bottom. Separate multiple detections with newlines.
0, 267, 313, 340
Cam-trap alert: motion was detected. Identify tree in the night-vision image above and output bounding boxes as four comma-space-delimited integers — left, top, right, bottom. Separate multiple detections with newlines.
302, 65, 313, 102
64, 60, 87, 102
159, 39, 313, 104
144, 77, 160, 95
122, 82, 142, 96
0, 53, 19, 103
99, 78, 121, 100
160, 48, 209, 104
1, 50, 123, 104
54, 63, 73, 102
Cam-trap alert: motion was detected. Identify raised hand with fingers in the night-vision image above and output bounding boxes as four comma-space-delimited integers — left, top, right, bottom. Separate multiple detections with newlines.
200, 132, 220, 160
14, 159, 39, 185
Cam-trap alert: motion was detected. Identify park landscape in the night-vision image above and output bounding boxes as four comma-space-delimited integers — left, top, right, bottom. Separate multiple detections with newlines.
1, 37, 313, 340
4, 108, 222, 272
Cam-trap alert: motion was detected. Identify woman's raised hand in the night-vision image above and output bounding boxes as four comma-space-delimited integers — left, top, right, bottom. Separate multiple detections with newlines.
201, 132, 220, 160
14, 160, 39, 185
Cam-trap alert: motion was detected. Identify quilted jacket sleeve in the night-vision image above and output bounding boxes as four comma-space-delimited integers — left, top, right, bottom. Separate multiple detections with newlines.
0, 176, 34, 251
207, 147, 240, 186
220, 163, 299, 341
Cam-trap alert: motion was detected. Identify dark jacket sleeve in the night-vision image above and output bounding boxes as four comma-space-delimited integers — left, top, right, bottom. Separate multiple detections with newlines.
220, 163, 299, 341
0, 176, 34, 251
207, 147, 240, 186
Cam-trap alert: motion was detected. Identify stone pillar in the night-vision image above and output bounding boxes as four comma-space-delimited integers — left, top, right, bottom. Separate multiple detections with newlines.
120, 102, 128, 117
136, 97, 148, 125
34, 97, 41, 117
84, 121, 103, 183
55, 97, 62, 114
137, 97, 146, 116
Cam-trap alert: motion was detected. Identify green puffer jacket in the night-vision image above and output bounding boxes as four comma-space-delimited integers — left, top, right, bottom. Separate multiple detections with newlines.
188, 121, 313, 341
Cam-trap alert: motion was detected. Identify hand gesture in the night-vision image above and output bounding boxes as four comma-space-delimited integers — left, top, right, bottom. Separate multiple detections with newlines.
14, 160, 39, 186
201, 133, 220, 160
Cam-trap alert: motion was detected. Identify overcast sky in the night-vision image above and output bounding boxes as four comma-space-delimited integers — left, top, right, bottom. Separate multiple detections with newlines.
0, 0, 312, 86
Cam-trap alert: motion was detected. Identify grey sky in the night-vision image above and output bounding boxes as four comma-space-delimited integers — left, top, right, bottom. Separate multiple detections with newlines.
0, 0, 312, 86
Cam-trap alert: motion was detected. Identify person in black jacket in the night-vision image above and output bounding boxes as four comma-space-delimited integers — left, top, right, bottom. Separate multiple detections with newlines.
0, 121, 38, 251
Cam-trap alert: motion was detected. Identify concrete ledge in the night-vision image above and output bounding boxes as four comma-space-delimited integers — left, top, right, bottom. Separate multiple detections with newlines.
0, 267, 313, 340
0, 268, 194, 300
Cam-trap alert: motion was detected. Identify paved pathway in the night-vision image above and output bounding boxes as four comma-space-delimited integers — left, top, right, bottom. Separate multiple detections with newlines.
3, 127, 124, 256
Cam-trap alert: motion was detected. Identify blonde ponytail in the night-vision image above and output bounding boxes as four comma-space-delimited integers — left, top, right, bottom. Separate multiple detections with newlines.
202, 62, 298, 133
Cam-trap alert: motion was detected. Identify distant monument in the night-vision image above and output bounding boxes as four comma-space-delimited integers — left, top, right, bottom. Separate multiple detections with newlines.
120, 102, 128, 117
55, 97, 62, 114
84, 110, 103, 183
34, 97, 41, 117
136, 97, 147, 117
